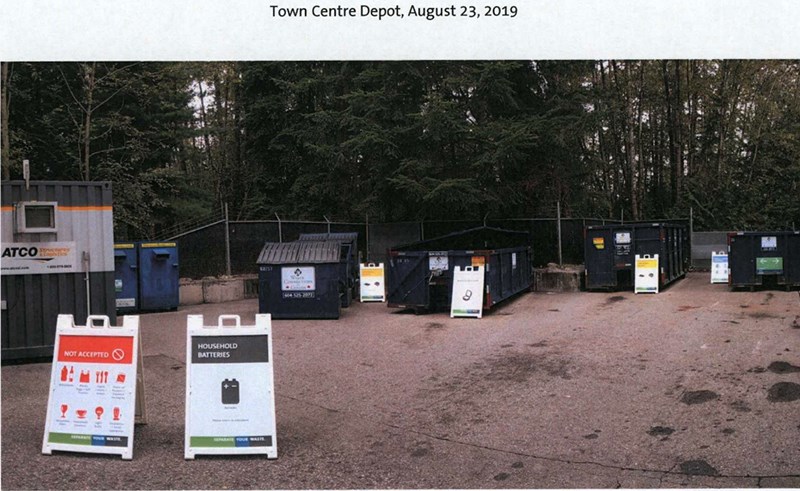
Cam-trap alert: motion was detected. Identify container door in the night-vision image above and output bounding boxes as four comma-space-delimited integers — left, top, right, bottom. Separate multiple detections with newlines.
387, 253, 430, 308
585, 229, 615, 288
139, 244, 179, 310
729, 235, 757, 286
114, 244, 138, 312
788, 233, 800, 286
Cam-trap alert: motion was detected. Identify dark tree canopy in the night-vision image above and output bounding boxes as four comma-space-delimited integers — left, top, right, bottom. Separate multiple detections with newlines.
2, 60, 799, 237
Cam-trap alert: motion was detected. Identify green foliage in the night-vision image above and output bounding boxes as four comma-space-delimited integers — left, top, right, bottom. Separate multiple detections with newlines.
4, 60, 799, 234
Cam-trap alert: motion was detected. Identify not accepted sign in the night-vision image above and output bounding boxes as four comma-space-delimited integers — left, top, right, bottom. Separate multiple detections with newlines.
57, 336, 134, 364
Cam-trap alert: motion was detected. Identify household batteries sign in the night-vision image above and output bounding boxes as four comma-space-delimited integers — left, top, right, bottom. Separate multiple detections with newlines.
634, 254, 659, 294
450, 265, 485, 318
359, 262, 385, 302
711, 251, 729, 283
185, 315, 277, 459
42, 315, 141, 460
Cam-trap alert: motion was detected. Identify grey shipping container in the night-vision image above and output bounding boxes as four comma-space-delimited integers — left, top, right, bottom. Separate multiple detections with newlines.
584, 222, 688, 291
298, 232, 358, 307
257, 241, 342, 319
1, 181, 116, 361
386, 227, 533, 313
728, 231, 800, 289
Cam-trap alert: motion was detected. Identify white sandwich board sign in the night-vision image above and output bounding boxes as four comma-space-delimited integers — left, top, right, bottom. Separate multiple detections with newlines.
42, 315, 142, 460
185, 314, 277, 459
711, 251, 729, 284
359, 262, 385, 302
634, 254, 659, 294
450, 265, 485, 318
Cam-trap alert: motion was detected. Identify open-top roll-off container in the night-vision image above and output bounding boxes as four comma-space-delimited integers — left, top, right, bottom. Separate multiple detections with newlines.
584, 222, 689, 291
386, 226, 532, 313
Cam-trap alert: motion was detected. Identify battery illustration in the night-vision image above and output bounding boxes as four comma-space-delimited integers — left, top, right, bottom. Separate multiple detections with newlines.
221, 379, 240, 405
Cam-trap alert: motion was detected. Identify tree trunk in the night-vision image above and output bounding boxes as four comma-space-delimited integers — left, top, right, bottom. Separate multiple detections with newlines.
1, 62, 10, 180
82, 62, 96, 181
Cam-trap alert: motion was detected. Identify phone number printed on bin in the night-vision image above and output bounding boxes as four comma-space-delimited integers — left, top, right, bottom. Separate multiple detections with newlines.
269, 4, 518, 20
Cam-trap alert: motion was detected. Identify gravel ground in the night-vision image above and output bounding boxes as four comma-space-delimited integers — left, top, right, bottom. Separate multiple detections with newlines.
2, 272, 800, 489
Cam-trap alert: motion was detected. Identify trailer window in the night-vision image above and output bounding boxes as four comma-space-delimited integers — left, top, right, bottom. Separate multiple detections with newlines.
15, 202, 58, 233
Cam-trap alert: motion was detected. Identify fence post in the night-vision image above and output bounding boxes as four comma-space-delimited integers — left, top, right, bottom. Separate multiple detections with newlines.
557, 201, 563, 266
365, 213, 370, 262
224, 203, 232, 276
323, 215, 331, 233
275, 213, 282, 243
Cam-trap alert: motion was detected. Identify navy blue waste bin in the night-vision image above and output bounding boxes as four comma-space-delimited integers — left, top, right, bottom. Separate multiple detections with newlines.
113, 243, 139, 313
386, 227, 533, 313
728, 231, 800, 289
138, 242, 179, 311
257, 241, 341, 319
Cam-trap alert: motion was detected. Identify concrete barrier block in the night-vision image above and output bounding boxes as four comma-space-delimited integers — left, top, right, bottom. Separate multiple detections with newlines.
203, 279, 245, 304
180, 281, 204, 306
534, 264, 584, 292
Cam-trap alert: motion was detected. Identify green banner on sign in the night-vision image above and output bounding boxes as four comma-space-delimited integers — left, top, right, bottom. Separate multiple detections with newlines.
756, 257, 783, 274
190, 436, 236, 447
48, 432, 92, 445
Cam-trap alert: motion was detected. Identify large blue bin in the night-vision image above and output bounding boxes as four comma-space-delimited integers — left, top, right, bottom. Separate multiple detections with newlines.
138, 242, 179, 311
113, 243, 139, 313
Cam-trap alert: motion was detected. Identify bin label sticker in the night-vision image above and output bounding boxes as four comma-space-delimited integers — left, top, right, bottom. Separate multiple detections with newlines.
429, 252, 449, 271
634, 254, 659, 294
42, 315, 141, 460
450, 266, 484, 319
711, 252, 729, 284
185, 315, 277, 459
512, 253, 517, 269
359, 263, 385, 302
592, 237, 605, 250
756, 257, 783, 274
115, 279, 123, 292
1, 241, 79, 276
760, 236, 777, 251
614, 232, 631, 244
281, 266, 315, 291
471, 256, 485, 267
116, 298, 135, 308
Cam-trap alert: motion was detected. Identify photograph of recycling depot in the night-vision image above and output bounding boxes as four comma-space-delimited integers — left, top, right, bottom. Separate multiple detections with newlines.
1, 60, 800, 489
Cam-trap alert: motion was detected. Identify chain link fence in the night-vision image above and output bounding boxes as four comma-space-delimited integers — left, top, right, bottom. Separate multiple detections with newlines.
168, 215, 668, 279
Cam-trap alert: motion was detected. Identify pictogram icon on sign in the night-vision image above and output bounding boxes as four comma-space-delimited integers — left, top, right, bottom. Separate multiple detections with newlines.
112, 348, 125, 361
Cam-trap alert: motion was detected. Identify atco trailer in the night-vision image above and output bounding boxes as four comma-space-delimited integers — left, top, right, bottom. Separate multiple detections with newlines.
1, 181, 116, 361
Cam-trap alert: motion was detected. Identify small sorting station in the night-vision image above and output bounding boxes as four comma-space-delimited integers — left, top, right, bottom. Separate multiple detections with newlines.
584, 222, 689, 292
1, 181, 116, 361
386, 226, 533, 313
728, 231, 800, 290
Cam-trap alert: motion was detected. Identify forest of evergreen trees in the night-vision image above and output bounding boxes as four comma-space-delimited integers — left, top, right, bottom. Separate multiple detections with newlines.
2, 60, 799, 238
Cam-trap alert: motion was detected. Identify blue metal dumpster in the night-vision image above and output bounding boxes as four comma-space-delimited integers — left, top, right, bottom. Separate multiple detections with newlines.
257, 241, 342, 319
298, 232, 358, 307
113, 243, 139, 313
138, 242, 179, 311
728, 231, 800, 290
386, 227, 533, 313
584, 222, 689, 291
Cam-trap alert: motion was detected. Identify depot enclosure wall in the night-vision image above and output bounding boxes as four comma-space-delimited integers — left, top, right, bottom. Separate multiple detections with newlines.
1, 181, 116, 361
